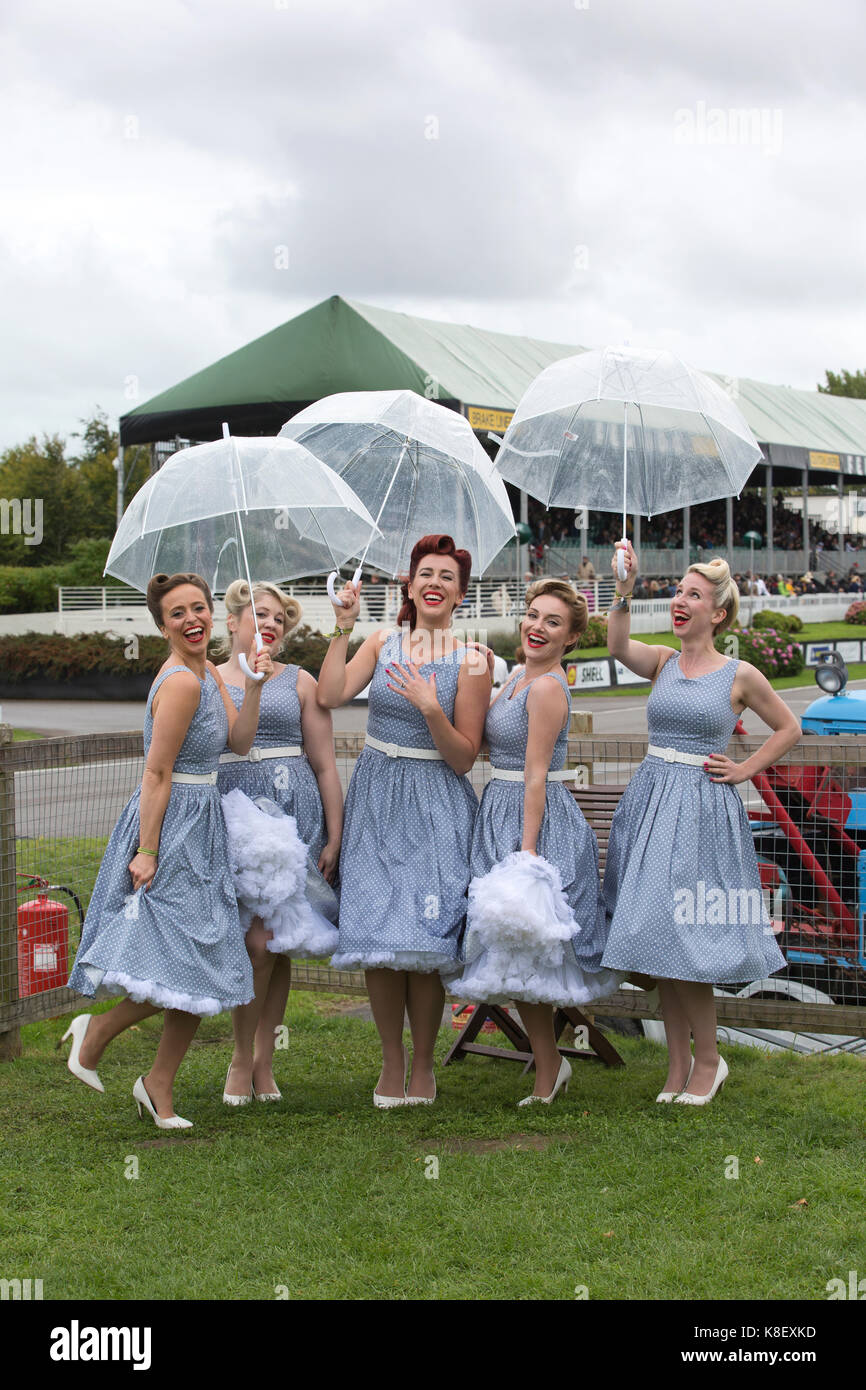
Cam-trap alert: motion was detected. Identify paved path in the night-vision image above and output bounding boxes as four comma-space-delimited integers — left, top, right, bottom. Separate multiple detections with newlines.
3, 677, 861, 740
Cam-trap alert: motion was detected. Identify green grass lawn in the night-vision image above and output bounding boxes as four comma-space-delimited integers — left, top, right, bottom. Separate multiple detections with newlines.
2, 995, 863, 1301
11, 728, 42, 741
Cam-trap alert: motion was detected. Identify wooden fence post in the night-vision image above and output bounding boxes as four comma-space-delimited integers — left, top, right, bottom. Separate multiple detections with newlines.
0, 724, 21, 1059
569, 708, 593, 785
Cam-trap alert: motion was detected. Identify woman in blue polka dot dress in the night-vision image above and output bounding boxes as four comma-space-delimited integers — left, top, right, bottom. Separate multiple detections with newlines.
601, 543, 800, 1105
317, 535, 491, 1107
63, 573, 272, 1129
449, 579, 623, 1106
216, 579, 342, 1104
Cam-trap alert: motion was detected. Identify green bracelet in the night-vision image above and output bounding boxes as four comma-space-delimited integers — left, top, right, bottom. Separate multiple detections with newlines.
136, 847, 158, 857
326, 626, 354, 639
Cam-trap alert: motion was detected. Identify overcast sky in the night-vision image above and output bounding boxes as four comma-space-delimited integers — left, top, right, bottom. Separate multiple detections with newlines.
2, 0, 864, 452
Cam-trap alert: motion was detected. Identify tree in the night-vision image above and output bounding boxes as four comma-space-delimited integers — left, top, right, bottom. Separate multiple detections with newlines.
0, 434, 88, 565
817, 368, 866, 399
68, 409, 150, 537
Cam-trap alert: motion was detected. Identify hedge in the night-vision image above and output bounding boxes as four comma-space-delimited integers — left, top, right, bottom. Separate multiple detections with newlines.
0, 626, 363, 683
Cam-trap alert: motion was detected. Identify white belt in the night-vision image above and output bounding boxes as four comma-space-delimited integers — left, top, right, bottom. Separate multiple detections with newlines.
171, 771, 218, 784
647, 745, 709, 767
364, 734, 443, 761
219, 745, 302, 764
489, 765, 578, 783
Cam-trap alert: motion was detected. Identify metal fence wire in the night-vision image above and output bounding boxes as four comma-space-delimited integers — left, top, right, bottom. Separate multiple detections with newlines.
2, 725, 866, 1047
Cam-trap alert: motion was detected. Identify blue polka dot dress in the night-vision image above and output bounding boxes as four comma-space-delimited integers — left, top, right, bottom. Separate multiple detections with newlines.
68, 665, 254, 1015
217, 665, 339, 930
450, 668, 623, 1006
332, 630, 479, 973
601, 654, 787, 984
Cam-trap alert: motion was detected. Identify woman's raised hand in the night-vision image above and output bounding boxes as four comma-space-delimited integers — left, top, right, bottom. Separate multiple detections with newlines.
331, 579, 362, 623
612, 540, 638, 594
245, 640, 274, 688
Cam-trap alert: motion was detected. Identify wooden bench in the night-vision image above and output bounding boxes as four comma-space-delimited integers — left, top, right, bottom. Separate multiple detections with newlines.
443, 778, 632, 1073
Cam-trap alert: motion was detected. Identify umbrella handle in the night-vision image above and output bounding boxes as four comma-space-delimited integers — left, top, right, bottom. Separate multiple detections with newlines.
616, 544, 628, 582
238, 632, 265, 682
327, 569, 362, 607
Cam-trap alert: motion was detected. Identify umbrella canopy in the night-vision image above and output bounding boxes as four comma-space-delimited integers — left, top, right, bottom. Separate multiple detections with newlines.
279, 389, 516, 578
493, 346, 763, 518
105, 432, 379, 594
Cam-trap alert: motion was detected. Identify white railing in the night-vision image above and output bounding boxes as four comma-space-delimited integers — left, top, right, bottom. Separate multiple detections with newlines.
49, 583, 862, 639
58, 579, 617, 623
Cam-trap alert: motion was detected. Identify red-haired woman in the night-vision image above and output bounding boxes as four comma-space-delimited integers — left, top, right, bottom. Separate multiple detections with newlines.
317, 536, 491, 1106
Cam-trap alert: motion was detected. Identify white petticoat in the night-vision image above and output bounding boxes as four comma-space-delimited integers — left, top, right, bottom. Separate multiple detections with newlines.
449, 851, 623, 1006
221, 788, 338, 959
82, 964, 241, 1017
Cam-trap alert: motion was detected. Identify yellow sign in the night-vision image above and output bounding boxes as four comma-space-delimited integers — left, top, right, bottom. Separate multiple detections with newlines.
809, 451, 841, 471
467, 406, 514, 433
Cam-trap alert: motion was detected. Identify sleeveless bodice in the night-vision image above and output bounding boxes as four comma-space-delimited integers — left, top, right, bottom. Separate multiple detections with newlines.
143, 665, 227, 773
485, 667, 571, 771
366, 630, 469, 750
646, 654, 740, 755
222, 665, 302, 746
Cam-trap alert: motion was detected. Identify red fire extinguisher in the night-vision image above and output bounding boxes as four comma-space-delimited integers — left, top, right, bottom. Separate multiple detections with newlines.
16, 876, 83, 997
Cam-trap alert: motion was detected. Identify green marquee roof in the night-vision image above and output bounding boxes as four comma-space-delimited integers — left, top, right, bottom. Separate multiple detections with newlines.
120, 295, 866, 477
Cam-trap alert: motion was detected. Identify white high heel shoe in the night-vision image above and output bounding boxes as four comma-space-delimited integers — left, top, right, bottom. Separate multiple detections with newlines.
656, 1057, 694, 1104
223, 1063, 252, 1107
674, 1056, 728, 1106
405, 1076, 436, 1107
133, 1076, 193, 1130
518, 1056, 572, 1107
373, 1045, 409, 1109
252, 1080, 282, 1102
57, 1014, 104, 1093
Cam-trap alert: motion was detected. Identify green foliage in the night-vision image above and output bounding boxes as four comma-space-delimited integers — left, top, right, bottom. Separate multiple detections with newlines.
844, 600, 866, 625
0, 631, 168, 682
577, 614, 609, 649
0, 433, 86, 566
277, 623, 363, 676
0, 540, 118, 613
0, 410, 149, 569
751, 609, 803, 634
0, 626, 367, 682
818, 367, 866, 398
715, 626, 805, 677
67, 410, 149, 538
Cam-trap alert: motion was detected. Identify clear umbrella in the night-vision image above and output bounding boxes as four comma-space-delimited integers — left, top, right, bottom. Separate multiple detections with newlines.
493, 346, 763, 580
105, 425, 379, 677
279, 390, 516, 600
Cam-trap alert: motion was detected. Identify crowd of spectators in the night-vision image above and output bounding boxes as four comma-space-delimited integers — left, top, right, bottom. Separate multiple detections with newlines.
523, 491, 864, 560
628, 566, 863, 601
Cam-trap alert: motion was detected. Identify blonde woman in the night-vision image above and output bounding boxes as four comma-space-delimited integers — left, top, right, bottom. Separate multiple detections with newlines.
602, 545, 800, 1104
216, 581, 342, 1103
449, 579, 622, 1105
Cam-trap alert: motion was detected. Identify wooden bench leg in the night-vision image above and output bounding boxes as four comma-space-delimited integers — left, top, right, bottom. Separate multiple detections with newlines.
556, 1007, 625, 1068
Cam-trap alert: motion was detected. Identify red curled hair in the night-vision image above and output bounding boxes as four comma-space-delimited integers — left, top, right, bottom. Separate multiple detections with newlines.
397, 534, 472, 629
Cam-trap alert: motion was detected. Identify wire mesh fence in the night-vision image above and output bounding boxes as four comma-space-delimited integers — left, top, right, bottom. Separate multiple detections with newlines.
2, 724, 865, 1046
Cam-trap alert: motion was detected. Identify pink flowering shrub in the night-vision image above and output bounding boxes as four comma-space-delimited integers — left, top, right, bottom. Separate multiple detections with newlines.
714, 626, 805, 677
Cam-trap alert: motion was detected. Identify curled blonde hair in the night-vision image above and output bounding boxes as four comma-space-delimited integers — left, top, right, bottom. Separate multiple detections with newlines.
684, 557, 739, 634
525, 577, 588, 639
215, 580, 303, 658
